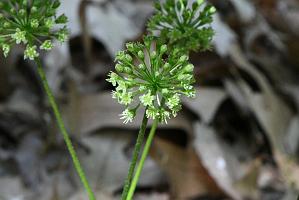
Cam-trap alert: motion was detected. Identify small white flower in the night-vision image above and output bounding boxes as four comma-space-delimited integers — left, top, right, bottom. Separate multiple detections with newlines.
11, 28, 27, 44
140, 92, 154, 107
139, 86, 146, 92
119, 92, 133, 105
58, 29, 68, 43
2, 44, 10, 57
183, 84, 193, 90
106, 72, 119, 86
146, 107, 159, 120
24, 45, 39, 60
116, 80, 127, 92
159, 109, 170, 124
40, 40, 53, 51
111, 91, 120, 100
186, 90, 196, 98
166, 94, 180, 110
119, 109, 135, 124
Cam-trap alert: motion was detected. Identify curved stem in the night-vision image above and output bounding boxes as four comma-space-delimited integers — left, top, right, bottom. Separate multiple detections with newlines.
35, 58, 96, 200
126, 119, 159, 200
121, 111, 149, 200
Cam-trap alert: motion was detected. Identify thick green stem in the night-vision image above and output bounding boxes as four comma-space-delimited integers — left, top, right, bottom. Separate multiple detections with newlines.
35, 58, 96, 200
126, 119, 159, 200
121, 111, 149, 200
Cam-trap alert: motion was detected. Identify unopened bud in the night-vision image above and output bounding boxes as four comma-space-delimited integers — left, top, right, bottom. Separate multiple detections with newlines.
138, 50, 144, 59
160, 44, 167, 54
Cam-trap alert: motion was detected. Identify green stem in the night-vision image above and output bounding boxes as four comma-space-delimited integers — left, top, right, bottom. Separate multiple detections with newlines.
126, 119, 159, 200
35, 58, 96, 200
121, 111, 149, 200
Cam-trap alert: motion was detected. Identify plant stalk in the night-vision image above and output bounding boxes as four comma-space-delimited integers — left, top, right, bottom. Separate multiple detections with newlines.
35, 58, 96, 200
126, 118, 159, 200
121, 111, 149, 200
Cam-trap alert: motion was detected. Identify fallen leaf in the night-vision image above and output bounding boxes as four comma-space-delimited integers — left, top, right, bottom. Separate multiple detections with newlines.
78, 131, 165, 193
150, 137, 227, 199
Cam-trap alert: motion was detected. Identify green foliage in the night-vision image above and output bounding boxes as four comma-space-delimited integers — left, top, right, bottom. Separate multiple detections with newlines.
0, 0, 68, 59
147, 0, 215, 54
107, 36, 196, 124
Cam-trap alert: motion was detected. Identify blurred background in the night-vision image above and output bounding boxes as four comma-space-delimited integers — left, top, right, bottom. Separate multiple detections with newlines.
0, 0, 299, 199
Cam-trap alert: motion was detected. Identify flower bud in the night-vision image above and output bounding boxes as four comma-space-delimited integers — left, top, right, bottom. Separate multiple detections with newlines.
19, 9, 26, 16
115, 64, 124, 73
126, 43, 134, 52
3, 22, 10, 28
183, 64, 194, 73
137, 50, 144, 59
55, 14, 68, 24
178, 74, 186, 81
179, 55, 188, 63
138, 63, 146, 70
125, 54, 133, 62
10, 8, 16, 14
209, 6, 216, 14
31, 6, 37, 13
163, 63, 170, 70
53, 0, 61, 9
160, 44, 167, 54
30, 19, 39, 28
150, 51, 157, 59
124, 67, 132, 75
172, 48, 180, 55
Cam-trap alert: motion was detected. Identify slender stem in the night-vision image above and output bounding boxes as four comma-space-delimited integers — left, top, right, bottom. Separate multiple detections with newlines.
126, 119, 159, 200
121, 111, 149, 200
35, 58, 96, 200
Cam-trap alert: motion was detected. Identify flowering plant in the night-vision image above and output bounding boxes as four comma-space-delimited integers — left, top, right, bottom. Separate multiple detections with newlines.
0, 1, 95, 200
147, 0, 215, 54
0, 0, 68, 60
107, 1, 216, 200
107, 36, 196, 124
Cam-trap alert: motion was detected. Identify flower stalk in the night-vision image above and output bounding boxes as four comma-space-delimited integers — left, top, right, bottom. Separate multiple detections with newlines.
121, 111, 149, 200
35, 58, 96, 200
126, 118, 159, 200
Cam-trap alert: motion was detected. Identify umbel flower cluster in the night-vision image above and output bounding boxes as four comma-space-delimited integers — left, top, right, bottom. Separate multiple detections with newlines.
0, 0, 68, 60
148, 0, 215, 53
107, 36, 196, 124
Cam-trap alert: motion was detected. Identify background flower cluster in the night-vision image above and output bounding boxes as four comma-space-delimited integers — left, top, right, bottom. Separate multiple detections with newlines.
147, 0, 215, 54
0, 0, 68, 60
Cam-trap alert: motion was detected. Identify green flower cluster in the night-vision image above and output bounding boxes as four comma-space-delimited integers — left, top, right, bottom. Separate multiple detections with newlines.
107, 37, 196, 124
0, 0, 68, 60
147, 0, 216, 54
